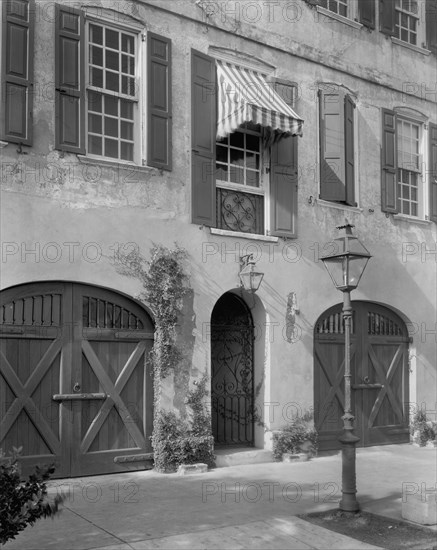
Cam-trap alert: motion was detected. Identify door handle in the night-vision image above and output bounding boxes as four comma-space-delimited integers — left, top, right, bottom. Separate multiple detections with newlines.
73, 382, 81, 392
363, 376, 370, 384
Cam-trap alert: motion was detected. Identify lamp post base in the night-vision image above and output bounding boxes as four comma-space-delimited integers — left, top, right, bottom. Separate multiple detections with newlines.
339, 428, 360, 512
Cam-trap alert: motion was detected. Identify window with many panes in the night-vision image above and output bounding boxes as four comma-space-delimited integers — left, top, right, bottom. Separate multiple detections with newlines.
87, 23, 138, 162
215, 124, 264, 234
397, 118, 421, 216
394, 0, 419, 45
320, 0, 348, 17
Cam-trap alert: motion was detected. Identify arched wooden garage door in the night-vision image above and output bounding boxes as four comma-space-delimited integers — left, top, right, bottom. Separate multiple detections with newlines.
0, 282, 154, 478
314, 302, 410, 451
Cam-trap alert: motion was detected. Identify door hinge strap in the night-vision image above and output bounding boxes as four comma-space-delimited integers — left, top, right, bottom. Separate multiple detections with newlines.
52, 393, 107, 401
114, 453, 153, 464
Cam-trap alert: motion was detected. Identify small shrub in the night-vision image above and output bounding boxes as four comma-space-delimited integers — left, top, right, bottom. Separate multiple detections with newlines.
272, 416, 318, 460
410, 409, 436, 446
151, 374, 216, 473
0, 447, 64, 544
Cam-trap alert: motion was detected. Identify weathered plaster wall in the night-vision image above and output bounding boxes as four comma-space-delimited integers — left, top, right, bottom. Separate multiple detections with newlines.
1, 0, 436, 444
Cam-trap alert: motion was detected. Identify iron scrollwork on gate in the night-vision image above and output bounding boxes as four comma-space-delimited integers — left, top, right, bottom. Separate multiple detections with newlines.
211, 319, 255, 446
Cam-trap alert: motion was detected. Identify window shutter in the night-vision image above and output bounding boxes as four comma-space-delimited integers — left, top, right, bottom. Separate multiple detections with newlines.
319, 90, 346, 202
270, 135, 298, 238
55, 4, 84, 153
344, 94, 356, 206
147, 33, 172, 170
380, 0, 396, 36
426, 0, 437, 54
381, 109, 398, 213
429, 123, 437, 223
359, 0, 376, 29
191, 50, 216, 227
1, 0, 34, 145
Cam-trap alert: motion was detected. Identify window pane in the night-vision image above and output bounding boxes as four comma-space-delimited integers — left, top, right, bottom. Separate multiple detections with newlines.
120, 100, 134, 120
104, 96, 118, 116
246, 152, 259, 170
216, 165, 228, 181
246, 170, 259, 187
229, 132, 244, 149
122, 76, 136, 96
90, 24, 103, 45
88, 114, 102, 134
216, 146, 228, 164
230, 148, 245, 166
122, 55, 135, 75
105, 29, 119, 49
105, 117, 118, 137
106, 71, 119, 92
88, 135, 102, 155
122, 34, 134, 54
90, 46, 103, 66
106, 50, 119, 71
121, 142, 134, 161
121, 121, 133, 140
246, 134, 259, 152
90, 67, 103, 88
105, 138, 118, 158
229, 167, 244, 184
88, 91, 102, 112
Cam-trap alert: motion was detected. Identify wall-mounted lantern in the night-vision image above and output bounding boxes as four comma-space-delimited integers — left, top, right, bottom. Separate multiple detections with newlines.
239, 254, 264, 293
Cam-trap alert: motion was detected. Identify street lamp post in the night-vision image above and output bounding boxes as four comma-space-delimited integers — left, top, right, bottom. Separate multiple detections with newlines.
321, 221, 372, 513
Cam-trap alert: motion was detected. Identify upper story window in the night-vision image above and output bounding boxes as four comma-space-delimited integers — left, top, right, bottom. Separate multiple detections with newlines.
191, 52, 303, 238
87, 23, 137, 162
54, 5, 172, 170
394, 0, 419, 45
320, 0, 348, 17
381, 109, 437, 223
318, 86, 357, 207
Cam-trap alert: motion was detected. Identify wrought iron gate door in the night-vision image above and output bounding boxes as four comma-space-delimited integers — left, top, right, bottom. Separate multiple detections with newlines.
211, 293, 254, 446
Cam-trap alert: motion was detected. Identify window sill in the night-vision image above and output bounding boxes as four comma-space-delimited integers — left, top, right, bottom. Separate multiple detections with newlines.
315, 6, 363, 30
77, 155, 157, 174
210, 228, 279, 242
392, 214, 433, 225
316, 198, 363, 213
390, 37, 431, 55
0, 141, 8, 148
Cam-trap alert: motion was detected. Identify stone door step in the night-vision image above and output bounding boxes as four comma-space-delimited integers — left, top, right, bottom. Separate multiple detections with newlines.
214, 447, 275, 468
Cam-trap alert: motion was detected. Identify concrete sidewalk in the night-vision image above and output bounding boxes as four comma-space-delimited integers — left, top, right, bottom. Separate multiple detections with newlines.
2, 444, 436, 550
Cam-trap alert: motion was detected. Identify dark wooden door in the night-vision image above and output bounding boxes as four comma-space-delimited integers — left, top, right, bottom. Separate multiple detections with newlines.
0, 282, 154, 477
314, 302, 410, 451
211, 293, 254, 446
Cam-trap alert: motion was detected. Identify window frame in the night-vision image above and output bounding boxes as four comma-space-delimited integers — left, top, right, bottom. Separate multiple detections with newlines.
84, 15, 144, 165
394, 0, 420, 46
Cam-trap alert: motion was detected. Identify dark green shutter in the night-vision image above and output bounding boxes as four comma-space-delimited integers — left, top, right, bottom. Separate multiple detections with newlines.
429, 123, 437, 223
1, 0, 34, 145
359, 0, 376, 29
344, 95, 355, 206
270, 135, 298, 238
147, 33, 172, 170
191, 50, 216, 227
426, 0, 437, 54
380, 0, 396, 36
55, 4, 84, 153
381, 109, 398, 213
319, 90, 346, 202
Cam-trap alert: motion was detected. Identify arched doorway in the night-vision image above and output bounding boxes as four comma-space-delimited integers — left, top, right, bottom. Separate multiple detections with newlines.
314, 302, 410, 451
0, 282, 154, 477
211, 293, 254, 446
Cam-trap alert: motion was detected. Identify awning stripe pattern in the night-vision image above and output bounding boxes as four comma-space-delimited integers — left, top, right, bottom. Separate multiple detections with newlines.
216, 60, 304, 140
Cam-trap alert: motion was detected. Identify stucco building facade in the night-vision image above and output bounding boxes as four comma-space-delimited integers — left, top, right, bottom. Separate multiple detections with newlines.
1, 0, 436, 477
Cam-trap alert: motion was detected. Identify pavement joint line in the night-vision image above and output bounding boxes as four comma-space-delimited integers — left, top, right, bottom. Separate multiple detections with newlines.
64, 505, 131, 548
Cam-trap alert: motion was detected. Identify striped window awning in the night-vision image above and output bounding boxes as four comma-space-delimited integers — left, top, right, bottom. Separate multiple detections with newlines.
216, 60, 304, 140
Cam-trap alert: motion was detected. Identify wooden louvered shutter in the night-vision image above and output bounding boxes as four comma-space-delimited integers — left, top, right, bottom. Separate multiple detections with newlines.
359, 0, 376, 29
319, 90, 346, 202
55, 4, 85, 153
380, 0, 396, 36
381, 109, 398, 213
270, 80, 298, 238
344, 94, 356, 206
191, 50, 216, 226
426, 0, 437, 54
147, 33, 172, 170
1, 0, 34, 145
429, 123, 437, 223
